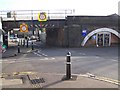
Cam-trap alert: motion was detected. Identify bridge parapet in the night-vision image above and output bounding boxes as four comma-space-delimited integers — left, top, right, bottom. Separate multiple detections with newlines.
0, 10, 73, 21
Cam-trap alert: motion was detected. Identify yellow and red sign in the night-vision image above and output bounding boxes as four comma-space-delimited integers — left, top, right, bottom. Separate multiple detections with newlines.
20, 23, 28, 32
38, 12, 47, 22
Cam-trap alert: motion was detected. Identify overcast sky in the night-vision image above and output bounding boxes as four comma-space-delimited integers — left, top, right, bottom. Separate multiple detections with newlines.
0, 0, 119, 16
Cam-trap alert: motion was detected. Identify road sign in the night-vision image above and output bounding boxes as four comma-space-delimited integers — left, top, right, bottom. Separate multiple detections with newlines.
38, 12, 47, 22
20, 23, 28, 32
82, 30, 87, 37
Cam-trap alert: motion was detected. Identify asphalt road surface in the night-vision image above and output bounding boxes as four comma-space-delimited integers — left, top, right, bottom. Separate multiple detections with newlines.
2, 46, 118, 81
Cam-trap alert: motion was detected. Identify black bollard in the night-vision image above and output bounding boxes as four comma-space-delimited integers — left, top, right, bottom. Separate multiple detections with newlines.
32, 42, 34, 50
26, 39, 29, 48
23, 39, 25, 47
21, 39, 22, 46
18, 42, 20, 53
66, 52, 71, 80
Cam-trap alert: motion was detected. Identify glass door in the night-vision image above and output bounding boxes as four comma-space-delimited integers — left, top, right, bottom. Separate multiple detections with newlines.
96, 33, 103, 47
96, 32, 111, 47
104, 33, 111, 46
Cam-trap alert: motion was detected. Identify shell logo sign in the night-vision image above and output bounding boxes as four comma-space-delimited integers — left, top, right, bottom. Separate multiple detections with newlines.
20, 23, 28, 32
38, 12, 47, 22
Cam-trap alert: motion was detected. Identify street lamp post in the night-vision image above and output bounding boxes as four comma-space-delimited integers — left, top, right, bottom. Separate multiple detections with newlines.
31, 10, 34, 35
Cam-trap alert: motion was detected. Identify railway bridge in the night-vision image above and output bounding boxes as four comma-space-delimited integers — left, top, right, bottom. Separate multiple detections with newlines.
0, 10, 119, 48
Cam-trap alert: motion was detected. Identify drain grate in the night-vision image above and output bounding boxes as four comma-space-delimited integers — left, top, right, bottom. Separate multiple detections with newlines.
30, 78, 45, 84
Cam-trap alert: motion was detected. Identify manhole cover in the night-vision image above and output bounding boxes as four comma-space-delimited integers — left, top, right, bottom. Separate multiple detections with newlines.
30, 78, 45, 84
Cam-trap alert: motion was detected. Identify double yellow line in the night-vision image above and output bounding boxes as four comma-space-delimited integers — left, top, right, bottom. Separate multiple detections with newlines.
82, 73, 120, 86
94, 76, 120, 85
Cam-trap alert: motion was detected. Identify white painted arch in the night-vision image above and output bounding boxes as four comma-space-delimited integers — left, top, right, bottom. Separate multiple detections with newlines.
81, 28, 120, 46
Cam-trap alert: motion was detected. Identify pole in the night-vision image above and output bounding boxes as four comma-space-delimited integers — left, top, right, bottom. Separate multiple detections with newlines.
67, 28, 69, 48
18, 42, 20, 53
31, 10, 34, 35
26, 39, 28, 48
23, 39, 25, 47
21, 39, 22, 46
32, 42, 34, 50
66, 52, 71, 79
38, 29, 40, 41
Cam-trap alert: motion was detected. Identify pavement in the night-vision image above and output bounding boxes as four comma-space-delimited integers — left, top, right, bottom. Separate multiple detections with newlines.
2, 46, 30, 58
1, 72, 119, 88
2, 43, 36, 59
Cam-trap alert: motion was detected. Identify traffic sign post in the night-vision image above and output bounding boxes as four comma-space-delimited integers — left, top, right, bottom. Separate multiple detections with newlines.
26, 39, 29, 48
18, 42, 20, 53
40, 22, 43, 28
32, 42, 34, 50
23, 39, 25, 47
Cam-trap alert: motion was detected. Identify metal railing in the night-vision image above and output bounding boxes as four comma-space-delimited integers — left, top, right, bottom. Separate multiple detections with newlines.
0, 9, 74, 21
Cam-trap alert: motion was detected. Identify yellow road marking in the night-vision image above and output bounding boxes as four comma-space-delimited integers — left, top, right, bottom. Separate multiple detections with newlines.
1, 71, 37, 77
95, 76, 120, 85
81, 73, 120, 85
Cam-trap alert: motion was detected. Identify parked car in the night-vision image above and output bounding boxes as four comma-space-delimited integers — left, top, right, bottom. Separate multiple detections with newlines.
30, 36, 38, 41
10, 36, 19, 42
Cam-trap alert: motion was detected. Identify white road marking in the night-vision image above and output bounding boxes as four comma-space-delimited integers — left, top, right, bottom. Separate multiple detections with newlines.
44, 58, 48, 60
33, 52, 42, 57
0, 60, 9, 63
79, 53, 86, 55
111, 59, 118, 62
72, 56, 100, 59
2, 57, 56, 63
33, 50, 48, 57
42, 54, 48, 56
37, 50, 48, 56
37, 50, 41, 53
51, 57, 55, 59
0, 60, 8, 62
